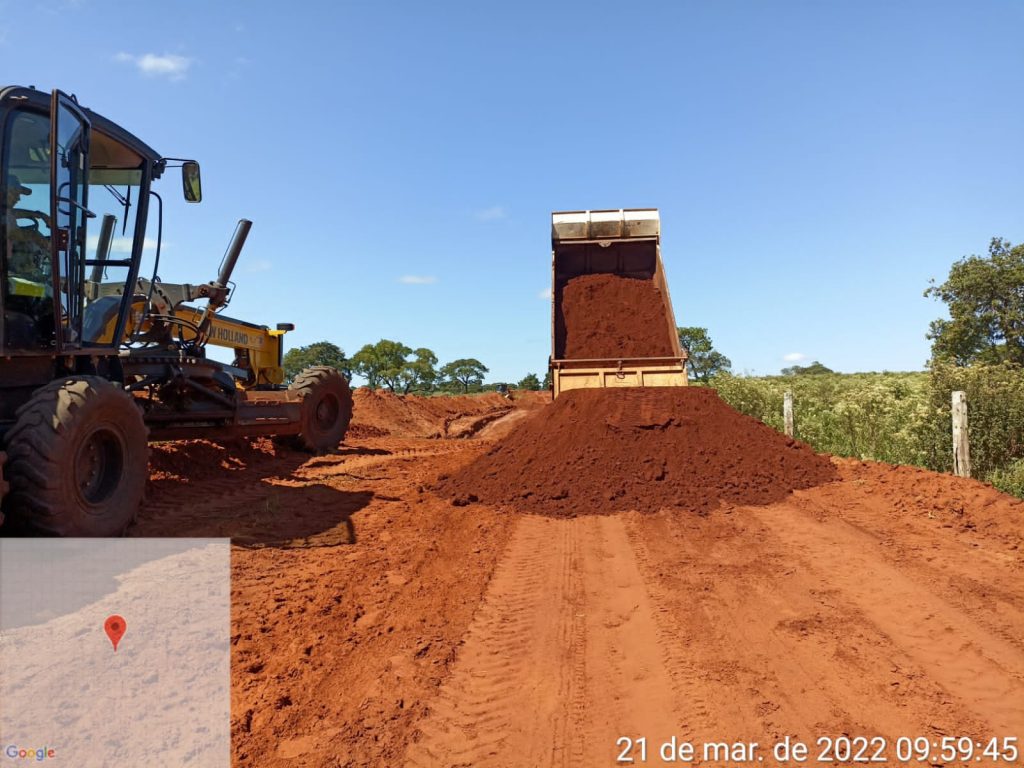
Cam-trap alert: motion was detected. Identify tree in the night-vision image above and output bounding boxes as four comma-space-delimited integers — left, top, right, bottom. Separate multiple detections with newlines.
351, 341, 440, 393
439, 358, 488, 393
403, 348, 438, 394
351, 339, 411, 391
677, 327, 731, 382
781, 361, 834, 376
926, 237, 1024, 366
542, 369, 552, 390
282, 341, 349, 383
518, 372, 541, 391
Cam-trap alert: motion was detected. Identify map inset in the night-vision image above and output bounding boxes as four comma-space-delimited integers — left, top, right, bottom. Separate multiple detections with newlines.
0, 539, 230, 766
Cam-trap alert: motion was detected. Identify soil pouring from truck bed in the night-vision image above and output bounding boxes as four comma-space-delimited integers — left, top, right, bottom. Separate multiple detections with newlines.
440, 387, 838, 516
559, 273, 677, 359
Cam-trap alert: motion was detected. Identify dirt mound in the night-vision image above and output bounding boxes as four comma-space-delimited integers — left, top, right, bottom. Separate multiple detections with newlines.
559, 274, 676, 359
510, 390, 552, 408
832, 458, 1024, 547
149, 438, 281, 482
351, 389, 513, 438
439, 387, 837, 516
145, 391, 528, 488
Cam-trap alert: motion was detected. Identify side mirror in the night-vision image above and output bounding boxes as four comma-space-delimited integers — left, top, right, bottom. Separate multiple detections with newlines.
182, 161, 202, 203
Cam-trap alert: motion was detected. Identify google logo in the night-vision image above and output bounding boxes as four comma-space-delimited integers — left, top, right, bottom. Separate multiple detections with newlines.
3, 745, 56, 761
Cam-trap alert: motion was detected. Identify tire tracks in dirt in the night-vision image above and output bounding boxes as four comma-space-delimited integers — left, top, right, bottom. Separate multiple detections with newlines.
136, 441, 467, 544
408, 493, 1022, 767
405, 515, 680, 767
756, 501, 1024, 734
627, 498, 1024, 756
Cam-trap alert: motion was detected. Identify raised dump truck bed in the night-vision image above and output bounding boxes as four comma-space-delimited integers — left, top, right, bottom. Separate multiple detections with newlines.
549, 209, 688, 397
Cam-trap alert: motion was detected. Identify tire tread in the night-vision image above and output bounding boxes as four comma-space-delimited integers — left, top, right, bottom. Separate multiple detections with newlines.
5, 376, 149, 535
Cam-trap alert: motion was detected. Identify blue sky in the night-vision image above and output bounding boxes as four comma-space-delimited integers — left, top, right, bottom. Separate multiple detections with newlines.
2, 0, 1022, 380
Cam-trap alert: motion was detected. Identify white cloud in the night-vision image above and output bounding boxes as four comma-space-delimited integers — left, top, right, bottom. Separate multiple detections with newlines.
244, 258, 272, 273
116, 52, 192, 81
475, 205, 507, 221
398, 275, 437, 285
538, 287, 552, 300
782, 352, 808, 363
138, 53, 191, 77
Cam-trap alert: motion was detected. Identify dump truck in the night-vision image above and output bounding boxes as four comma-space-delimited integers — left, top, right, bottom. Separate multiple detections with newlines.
0, 86, 351, 535
548, 209, 688, 397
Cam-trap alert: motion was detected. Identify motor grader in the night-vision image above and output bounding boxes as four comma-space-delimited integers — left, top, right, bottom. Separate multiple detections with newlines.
0, 86, 352, 535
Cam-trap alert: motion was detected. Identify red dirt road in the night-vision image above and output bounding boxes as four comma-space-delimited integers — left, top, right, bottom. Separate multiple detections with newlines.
131, 392, 1023, 767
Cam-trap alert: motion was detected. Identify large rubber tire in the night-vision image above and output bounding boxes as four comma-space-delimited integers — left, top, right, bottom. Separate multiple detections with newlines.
5, 376, 149, 536
0, 451, 8, 528
289, 366, 352, 453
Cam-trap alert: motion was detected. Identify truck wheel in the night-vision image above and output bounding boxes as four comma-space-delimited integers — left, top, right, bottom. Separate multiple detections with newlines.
5, 376, 149, 536
290, 366, 352, 452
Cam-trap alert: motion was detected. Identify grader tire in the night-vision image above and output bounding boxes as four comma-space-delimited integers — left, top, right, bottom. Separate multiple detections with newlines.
289, 366, 352, 453
5, 376, 149, 536
0, 451, 8, 528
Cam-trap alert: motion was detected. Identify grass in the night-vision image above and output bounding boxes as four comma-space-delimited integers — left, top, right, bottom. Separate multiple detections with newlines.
707, 363, 1024, 498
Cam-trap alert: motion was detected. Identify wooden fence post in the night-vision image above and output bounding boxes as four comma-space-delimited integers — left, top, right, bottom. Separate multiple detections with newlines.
783, 391, 794, 438
952, 390, 971, 478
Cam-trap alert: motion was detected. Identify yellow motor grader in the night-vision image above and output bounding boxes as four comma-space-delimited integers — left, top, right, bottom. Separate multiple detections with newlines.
0, 86, 351, 535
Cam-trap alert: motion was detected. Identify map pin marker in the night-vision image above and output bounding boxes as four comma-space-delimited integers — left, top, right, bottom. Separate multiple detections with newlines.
104, 615, 127, 652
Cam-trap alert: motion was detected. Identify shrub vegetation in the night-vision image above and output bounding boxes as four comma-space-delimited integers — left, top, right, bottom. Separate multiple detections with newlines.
710, 363, 1024, 497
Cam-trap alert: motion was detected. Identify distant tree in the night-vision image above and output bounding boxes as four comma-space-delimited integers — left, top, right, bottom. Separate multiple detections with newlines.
781, 361, 834, 376
518, 372, 542, 391
926, 237, 1024, 366
282, 341, 349, 384
542, 369, 552, 390
351, 339, 411, 391
351, 341, 440, 393
677, 327, 732, 382
440, 358, 489, 393
403, 347, 438, 394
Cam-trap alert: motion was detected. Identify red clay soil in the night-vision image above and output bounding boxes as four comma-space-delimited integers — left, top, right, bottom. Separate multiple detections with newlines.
147, 391, 543, 487
149, 437, 280, 483
440, 387, 837, 516
559, 273, 676, 359
826, 457, 1024, 549
119, 394, 1024, 766
348, 388, 514, 439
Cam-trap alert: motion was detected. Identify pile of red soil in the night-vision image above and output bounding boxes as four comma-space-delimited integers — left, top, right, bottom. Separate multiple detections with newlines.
835, 459, 1024, 546
349, 389, 513, 439
440, 387, 837, 516
146, 390, 525, 482
559, 274, 676, 359
149, 437, 281, 482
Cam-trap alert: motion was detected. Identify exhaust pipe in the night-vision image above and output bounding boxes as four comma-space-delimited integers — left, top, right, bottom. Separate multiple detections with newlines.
193, 219, 253, 345
215, 219, 252, 290
90, 214, 117, 283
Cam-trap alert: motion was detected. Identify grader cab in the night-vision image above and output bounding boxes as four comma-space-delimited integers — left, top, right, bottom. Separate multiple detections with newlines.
0, 86, 351, 535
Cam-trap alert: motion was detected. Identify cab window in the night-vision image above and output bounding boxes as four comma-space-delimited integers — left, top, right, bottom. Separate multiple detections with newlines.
81, 132, 144, 345
2, 109, 55, 349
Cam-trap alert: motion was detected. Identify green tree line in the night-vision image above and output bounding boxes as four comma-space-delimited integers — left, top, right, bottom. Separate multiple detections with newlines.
282, 339, 547, 395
